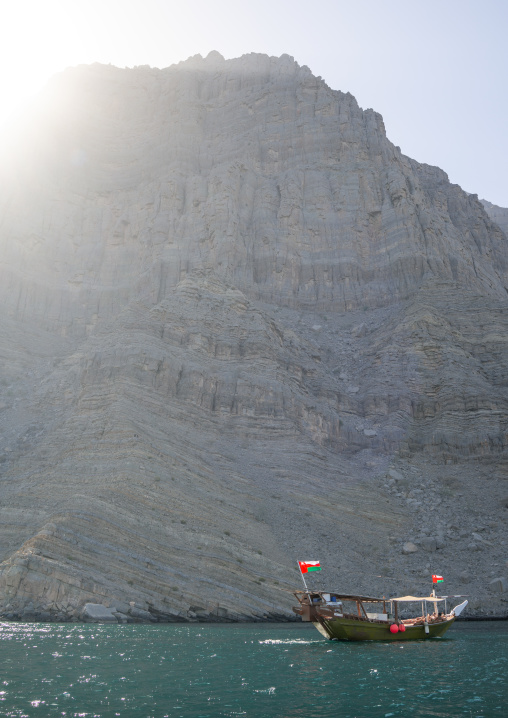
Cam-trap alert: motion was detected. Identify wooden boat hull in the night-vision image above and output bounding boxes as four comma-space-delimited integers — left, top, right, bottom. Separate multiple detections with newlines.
314, 615, 456, 641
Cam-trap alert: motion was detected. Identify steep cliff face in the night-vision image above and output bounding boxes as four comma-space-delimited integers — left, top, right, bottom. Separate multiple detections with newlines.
0, 53, 507, 621
482, 199, 508, 238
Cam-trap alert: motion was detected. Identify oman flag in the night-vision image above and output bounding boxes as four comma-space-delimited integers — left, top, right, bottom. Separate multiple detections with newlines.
298, 561, 321, 574
432, 574, 444, 584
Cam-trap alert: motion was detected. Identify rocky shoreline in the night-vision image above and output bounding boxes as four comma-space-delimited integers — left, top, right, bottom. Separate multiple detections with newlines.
0, 601, 298, 624
1, 601, 506, 624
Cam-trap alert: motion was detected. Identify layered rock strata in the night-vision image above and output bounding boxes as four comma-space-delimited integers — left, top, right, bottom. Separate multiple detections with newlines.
0, 53, 507, 621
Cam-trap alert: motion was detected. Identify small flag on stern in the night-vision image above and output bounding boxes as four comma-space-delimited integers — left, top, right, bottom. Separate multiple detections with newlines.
299, 561, 321, 574
432, 574, 444, 584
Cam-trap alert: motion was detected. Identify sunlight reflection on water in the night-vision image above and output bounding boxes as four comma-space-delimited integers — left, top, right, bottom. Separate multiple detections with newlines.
0, 621, 506, 717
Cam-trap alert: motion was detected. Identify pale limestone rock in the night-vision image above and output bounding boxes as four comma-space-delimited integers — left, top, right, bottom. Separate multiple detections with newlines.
83, 603, 117, 621
402, 542, 418, 554
489, 577, 507, 593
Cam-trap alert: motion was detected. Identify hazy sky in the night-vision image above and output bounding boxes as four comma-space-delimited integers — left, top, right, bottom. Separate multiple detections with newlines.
1, 0, 506, 206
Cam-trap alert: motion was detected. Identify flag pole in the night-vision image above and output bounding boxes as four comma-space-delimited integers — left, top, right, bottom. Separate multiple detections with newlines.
297, 562, 309, 592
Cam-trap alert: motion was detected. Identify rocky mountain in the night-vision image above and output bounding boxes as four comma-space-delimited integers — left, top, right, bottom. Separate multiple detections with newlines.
0, 52, 506, 622
482, 199, 508, 238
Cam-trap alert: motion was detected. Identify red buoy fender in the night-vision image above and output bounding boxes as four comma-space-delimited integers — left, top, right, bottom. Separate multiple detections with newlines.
389, 624, 399, 634
398, 623, 406, 632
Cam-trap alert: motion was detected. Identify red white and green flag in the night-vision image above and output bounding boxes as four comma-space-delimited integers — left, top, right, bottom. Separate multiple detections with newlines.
432, 574, 444, 584
298, 561, 321, 574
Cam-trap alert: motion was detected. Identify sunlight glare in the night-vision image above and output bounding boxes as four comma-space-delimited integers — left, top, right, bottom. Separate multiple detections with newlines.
0, 0, 149, 133
0, 2, 82, 131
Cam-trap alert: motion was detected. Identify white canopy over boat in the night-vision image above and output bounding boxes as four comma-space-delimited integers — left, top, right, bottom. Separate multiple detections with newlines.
390, 595, 446, 602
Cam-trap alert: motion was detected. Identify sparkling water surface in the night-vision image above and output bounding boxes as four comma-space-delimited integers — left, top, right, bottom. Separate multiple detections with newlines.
0, 620, 506, 717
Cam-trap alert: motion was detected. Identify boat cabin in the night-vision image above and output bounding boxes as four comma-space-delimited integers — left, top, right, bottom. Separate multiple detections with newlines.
293, 591, 394, 623
292, 590, 466, 625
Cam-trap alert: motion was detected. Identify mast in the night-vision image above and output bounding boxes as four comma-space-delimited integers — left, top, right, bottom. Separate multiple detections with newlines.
298, 561, 310, 593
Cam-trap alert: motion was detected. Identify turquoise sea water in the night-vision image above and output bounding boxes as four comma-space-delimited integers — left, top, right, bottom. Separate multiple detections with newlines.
0, 621, 506, 717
